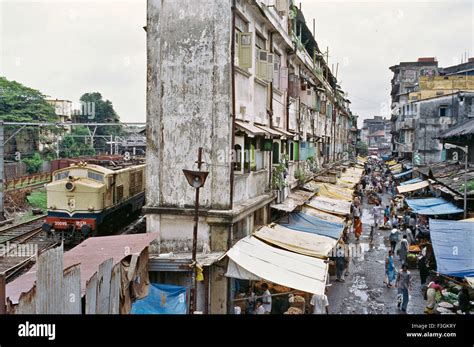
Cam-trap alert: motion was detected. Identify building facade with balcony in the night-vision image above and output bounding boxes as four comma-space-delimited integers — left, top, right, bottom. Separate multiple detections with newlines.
145, 0, 355, 313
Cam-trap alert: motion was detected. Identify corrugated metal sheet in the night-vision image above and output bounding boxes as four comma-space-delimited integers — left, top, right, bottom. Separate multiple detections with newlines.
439, 118, 474, 138
15, 287, 36, 314
85, 272, 97, 314
7, 233, 157, 304
62, 265, 81, 314
108, 264, 121, 314
96, 258, 113, 314
148, 252, 224, 272
36, 245, 63, 314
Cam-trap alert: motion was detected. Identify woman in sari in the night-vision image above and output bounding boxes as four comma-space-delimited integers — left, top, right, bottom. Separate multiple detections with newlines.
352, 198, 363, 240
385, 250, 396, 288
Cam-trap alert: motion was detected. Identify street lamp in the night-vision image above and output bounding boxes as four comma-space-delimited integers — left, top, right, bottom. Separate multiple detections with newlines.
444, 143, 469, 219
182, 147, 209, 314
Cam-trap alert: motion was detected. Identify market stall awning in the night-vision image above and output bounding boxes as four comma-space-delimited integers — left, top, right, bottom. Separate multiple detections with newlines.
225, 236, 328, 295
315, 182, 353, 201
393, 169, 413, 178
399, 177, 423, 186
387, 160, 398, 166
278, 212, 344, 240
397, 180, 429, 194
270, 189, 316, 212
302, 205, 346, 224
254, 224, 337, 258
307, 196, 351, 216
429, 219, 474, 277
406, 197, 464, 215
255, 124, 282, 138
235, 120, 267, 137
302, 180, 320, 193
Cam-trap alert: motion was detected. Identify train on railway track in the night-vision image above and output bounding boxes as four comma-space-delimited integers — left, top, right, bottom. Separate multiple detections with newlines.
42, 162, 146, 244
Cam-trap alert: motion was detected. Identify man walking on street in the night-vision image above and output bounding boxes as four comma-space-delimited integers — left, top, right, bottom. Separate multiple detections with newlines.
372, 202, 382, 228
335, 243, 346, 282
396, 263, 412, 312
398, 234, 409, 265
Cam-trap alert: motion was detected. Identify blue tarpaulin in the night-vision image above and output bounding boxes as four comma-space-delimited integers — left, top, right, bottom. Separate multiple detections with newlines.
429, 219, 474, 277
400, 177, 423, 186
406, 197, 463, 215
277, 212, 344, 240
131, 283, 188, 314
393, 169, 413, 178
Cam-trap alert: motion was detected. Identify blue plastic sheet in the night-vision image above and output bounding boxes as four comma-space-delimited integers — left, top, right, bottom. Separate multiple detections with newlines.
400, 177, 423, 186
429, 219, 474, 277
406, 197, 463, 215
278, 212, 344, 240
131, 283, 188, 314
393, 169, 413, 178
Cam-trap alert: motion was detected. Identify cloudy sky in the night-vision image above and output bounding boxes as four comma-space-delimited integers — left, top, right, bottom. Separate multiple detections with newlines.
1, 0, 473, 126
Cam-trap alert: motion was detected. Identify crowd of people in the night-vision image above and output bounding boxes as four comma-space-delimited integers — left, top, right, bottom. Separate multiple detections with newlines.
231, 156, 471, 315
358, 157, 470, 314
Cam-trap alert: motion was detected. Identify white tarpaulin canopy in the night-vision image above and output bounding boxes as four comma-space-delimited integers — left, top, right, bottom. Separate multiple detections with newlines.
254, 224, 336, 258
397, 180, 430, 194
302, 205, 346, 224
225, 236, 328, 295
307, 196, 351, 216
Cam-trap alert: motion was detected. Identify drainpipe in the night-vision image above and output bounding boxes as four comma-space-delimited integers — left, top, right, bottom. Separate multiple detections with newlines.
230, 0, 236, 210
269, 33, 274, 191
286, 43, 297, 163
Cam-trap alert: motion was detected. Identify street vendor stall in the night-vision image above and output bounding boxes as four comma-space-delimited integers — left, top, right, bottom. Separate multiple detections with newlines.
254, 224, 337, 259
225, 236, 329, 296
306, 196, 351, 217
429, 219, 474, 278
397, 180, 430, 194
277, 212, 345, 240
405, 197, 464, 215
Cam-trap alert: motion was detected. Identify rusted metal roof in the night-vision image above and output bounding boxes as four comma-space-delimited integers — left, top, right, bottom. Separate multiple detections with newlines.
439, 118, 474, 138
6, 233, 157, 304
148, 252, 224, 272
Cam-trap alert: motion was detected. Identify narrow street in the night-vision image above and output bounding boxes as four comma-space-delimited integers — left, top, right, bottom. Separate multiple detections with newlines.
328, 192, 425, 314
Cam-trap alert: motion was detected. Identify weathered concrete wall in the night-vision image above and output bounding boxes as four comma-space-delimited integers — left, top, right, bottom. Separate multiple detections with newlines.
209, 262, 228, 314
415, 94, 473, 164
233, 170, 268, 204
146, 0, 233, 210
146, 213, 210, 253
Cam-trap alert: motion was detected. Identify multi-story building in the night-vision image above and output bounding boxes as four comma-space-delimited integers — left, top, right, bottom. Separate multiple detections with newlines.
390, 57, 474, 164
144, 0, 355, 313
389, 57, 439, 158
360, 116, 390, 144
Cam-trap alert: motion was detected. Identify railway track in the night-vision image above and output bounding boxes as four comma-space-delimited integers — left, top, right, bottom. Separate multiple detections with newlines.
0, 215, 58, 281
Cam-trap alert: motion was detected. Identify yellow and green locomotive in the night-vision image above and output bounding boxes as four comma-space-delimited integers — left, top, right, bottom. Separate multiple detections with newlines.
42, 162, 146, 243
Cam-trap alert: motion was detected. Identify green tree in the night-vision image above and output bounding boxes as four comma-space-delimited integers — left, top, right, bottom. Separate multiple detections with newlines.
59, 126, 96, 158
356, 141, 368, 156
77, 92, 123, 153
0, 77, 56, 122
0, 77, 58, 160
23, 153, 43, 174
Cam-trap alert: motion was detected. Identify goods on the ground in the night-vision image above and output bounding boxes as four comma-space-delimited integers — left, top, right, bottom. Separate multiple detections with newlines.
438, 301, 454, 309
284, 307, 303, 315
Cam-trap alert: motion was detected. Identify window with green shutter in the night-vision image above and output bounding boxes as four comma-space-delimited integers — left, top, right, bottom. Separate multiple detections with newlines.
294, 141, 299, 161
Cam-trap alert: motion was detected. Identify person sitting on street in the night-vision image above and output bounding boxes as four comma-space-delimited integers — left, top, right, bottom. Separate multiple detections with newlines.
424, 280, 442, 314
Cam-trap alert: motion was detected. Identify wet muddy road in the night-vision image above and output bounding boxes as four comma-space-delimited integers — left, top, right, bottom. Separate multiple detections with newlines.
327, 193, 426, 314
